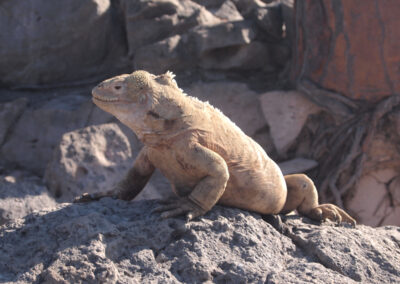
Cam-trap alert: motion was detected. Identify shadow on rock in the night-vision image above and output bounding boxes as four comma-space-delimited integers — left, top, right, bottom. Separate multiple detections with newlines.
1, 199, 399, 283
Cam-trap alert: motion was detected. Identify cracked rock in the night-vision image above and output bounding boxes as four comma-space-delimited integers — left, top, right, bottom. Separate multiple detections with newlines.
1, 199, 399, 283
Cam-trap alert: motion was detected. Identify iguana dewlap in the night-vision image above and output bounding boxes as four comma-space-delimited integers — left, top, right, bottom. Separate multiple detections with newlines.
75, 70, 356, 226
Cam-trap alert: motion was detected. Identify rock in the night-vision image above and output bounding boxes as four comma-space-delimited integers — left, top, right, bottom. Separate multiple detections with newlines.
0, 95, 100, 174
199, 41, 272, 70
44, 123, 133, 201
231, 0, 266, 17
0, 98, 28, 146
123, 0, 220, 55
278, 158, 318, 175
212, 0, 243, 22
135, 21, 263, 73
192, 0, 226, 8
0, 178, 57, 226
291, 1, 400, 101
259, 90, 321, 155
348, 169, 400, 227
346, 121, 400, 227
134, 35, 190, 74
0, 0, 127, 87
185, 81, 267, 137
281, 0, 295, 43
253, 1, 283, 39
1, 199, 399, 283
280, 216, 400, 283
190, 20, 256, 55
44, 123, 172, 202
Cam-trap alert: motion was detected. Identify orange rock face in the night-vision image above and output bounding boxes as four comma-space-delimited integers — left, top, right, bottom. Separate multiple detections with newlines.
291, 0, 400, 101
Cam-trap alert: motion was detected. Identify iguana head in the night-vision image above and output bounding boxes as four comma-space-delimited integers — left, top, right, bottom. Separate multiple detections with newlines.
92, 71, 153, 113
92, 70, 185, 136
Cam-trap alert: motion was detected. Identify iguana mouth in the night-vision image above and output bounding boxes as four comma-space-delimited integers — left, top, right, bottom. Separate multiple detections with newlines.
92, 94, 119, 102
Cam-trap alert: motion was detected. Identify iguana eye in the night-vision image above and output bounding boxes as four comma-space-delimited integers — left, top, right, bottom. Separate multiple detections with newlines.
114, 86, 121, 90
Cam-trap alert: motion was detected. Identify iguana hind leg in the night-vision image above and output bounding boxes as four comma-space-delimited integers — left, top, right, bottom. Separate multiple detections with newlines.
280, 174, 356, 226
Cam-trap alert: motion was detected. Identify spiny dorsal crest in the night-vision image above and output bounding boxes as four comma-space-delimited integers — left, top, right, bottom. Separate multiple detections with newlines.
164, 70, 181, 91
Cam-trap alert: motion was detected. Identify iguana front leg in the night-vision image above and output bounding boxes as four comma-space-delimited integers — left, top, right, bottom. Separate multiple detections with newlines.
74, 147, 155, 203
153, 143, 229, 220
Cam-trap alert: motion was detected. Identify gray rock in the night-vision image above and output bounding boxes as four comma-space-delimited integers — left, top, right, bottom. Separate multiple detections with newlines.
253, 1, 283, 39
0, 95, 98, 174
134, 18, 258, 73
0, 98, 28, 146
192, 0, 226, 8
123, 0, 220, 55
190, 20, 256, 55
44, 123, 172, 202
0, 92, 141, 175
0, 0, 127, 87
1, 199, 399, 283
232, 0, 266, 17
212, 0, 243, 21
0, 178, 57, 226
199, 41, 272, 70
44, 123, 133, 201
134, 35, 190, 74
281, 216, 400, 283
259, 90, 322, 155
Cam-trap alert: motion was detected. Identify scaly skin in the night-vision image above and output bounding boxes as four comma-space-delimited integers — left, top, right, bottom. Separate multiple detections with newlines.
75, 70, 356, 226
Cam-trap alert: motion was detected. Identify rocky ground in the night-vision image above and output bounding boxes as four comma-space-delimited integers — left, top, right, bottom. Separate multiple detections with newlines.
1, 199, 399, 283
1, 0, 400, 281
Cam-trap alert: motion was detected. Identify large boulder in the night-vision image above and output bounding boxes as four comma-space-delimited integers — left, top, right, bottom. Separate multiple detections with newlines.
0, 94, 101, 174
44, 123, 133, 201
0, 0, 127, 87
0, 199, 399, 283
44, 123, 172, 202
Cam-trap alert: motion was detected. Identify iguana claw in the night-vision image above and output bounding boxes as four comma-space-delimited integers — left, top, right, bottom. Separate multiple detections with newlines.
153, 197, 206, 221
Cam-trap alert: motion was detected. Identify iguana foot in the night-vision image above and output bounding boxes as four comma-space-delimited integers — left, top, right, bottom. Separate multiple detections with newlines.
153, 197, 206, 220
307, 204, 356, 227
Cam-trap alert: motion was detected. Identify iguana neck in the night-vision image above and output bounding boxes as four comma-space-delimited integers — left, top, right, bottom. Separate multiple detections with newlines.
115, 94, 199, 146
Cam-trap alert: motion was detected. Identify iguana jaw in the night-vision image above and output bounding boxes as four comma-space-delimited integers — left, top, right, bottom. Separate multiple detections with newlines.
92, 88, 120, 103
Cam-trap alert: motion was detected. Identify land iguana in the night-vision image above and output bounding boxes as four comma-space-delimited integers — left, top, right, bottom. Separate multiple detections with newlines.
74, 70, 356, 226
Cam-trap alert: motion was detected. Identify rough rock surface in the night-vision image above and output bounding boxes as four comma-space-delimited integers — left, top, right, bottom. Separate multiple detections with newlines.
0, 0, 127, 87
259, 90, 321, 155
0, 199, 399, 283
44, 123, 133, 201
122, 0, 220, 55
0, 93, 137, 175
44, 123, 172, 202
0, 178, 57, 226
1, 95, 100, 174
0, 98, 28, 147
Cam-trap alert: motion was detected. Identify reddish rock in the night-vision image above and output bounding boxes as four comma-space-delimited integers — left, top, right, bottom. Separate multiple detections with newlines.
291, 0, 400, 101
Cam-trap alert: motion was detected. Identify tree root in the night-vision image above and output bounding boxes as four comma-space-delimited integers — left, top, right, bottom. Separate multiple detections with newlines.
299, 80, 400, 208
